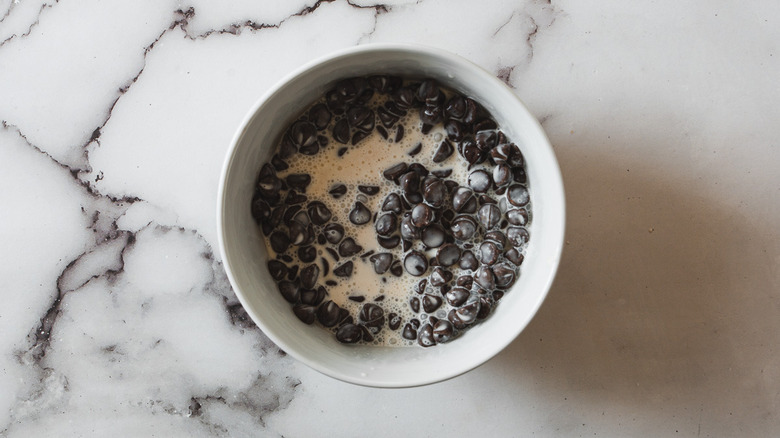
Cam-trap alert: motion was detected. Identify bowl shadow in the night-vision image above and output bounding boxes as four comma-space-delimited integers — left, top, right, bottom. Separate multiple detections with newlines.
489, 133, 779, 422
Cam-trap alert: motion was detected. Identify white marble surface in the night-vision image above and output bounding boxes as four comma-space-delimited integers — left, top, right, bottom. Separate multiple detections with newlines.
1, 0, 779, 436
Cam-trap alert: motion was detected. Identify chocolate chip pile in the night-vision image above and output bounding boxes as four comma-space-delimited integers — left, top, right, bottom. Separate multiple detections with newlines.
250, 75, 531, 347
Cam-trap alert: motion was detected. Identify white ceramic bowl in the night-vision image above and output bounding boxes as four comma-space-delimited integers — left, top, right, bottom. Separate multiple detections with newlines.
218, 44, 565, 388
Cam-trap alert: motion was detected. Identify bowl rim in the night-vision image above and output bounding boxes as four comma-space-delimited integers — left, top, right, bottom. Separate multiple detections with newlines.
217, 43, 566, 387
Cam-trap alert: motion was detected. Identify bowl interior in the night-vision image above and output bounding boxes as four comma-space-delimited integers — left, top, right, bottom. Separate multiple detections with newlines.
219, 45, 565, 387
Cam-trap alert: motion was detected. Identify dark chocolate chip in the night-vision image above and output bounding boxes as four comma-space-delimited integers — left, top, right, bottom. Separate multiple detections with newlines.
506, 208, 528, 226
375, 213, 397, 236
444, 120, 465, 141
408, 142, 422, 156
351, 130, 370, 145
338, 237, 363, 257
369, 252, 393, 274
293, 304, 317, 324
390, 259, 403, 277
308, 103, 331, 130
400, 215, 421, 241
321, 257, 330, 276
267, 260, 288, 281
459, 137, 483, 165
333, 119, 350, 144
429, 266, 453, 287
474, 119, 498, 132
468, 169, 492, 193
420, 104, 443, 125
432, 140, 454, 163
333, 261, 354, 277
507, 184, 530, 207
297, 246, 317, 263
300, 264, 320, 289
270, 154, 289, 171
269, 231, 290, 253
493, 262, 516, 289
411, 204, 434, 228
349, 201, 372, 225
475, 130, 497, 152
432, 320, 454, 343
395, 125, 405, 143
402, 323, 417, 340
409, 296, 420, 313
277, 280, 299, 303
329, 184, 347, 199
423, 295, 443, 314
289, 121, 318, 149
505, 248, 525, 266
458, 250, 479, 272
431, 169, 453, 178
337, 147, 348, 157
416, 279, 428, 294
404, 251, 429, 277
349, 295, 365, 303
454, 296, 481, 326
287, 221, 308, 246
360, 303, 385, 327
474, 265, 496, 290
421, 224, 446, 248
399, 171, 420, 195
286, 174, 312, 193
436, 243, 461, 267
336, 323, 362, 343
507, 226, 530, 247
388, 312, 401, 330
307, 201, 332, 225
377, 235, 401, 249
478, 241, 501, 266
317, 300, 341, 327
485, 230, 507, 248
377, 106, 399, 127
323, 223, 345, 244
287, 264, 299, 281
477, 296, 493, 320
381, 192, 404, 214
451, 187, 475, 213
493, 164, 512, 187
477, 204, 501, 230
451, 215, 477, 241
383, 162, 408, 182
446, 287, 470, 307
456, 274, 474, 289
358, 185, 380, 196
422, 178, 446, 208
301, 286, 326, 306
418, 323, 436, 347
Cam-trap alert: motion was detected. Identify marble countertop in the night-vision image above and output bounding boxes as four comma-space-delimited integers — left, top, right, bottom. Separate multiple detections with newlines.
2, 1, 779, 436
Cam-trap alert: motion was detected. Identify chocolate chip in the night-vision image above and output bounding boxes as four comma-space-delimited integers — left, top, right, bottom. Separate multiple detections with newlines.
374, 213, 397, 236
395, 125, 405, 142
447, 309, 467, 329
404, 191, 423, 205
431, 169, 453, 178
432, 140, 454, 163
293, 304, 317, 324
475, 130, 497, 152
477, 296, 493, 320
297, 246, 316, 263
337, 147, 348, 157
493, 164, 512, 187
409, 296, 420, 313
301, 286, 326, 306
317, 301, 341, 327
383, 162, 408, 182
422, 178, 447, 208
269, 231, 290, 253
321, 257, 329, 276
474, 119, 498, 132
287, 264, 299, 281
267, 260, 288, 281
454, 296, 481, 326
290, 121, 318, 149
287, 221, 309, 246
507, 226, 529, 247
298, 141, 319, 156
308, 103, 331, 130
333, 261, 353, 277
408, 142, 422, 156
377, 106, 399, 128
468, 169, 492, 193
277, 280, 299, 303
444, 120, 465, 141
490, 143, 512, 164
377, 235, 401, 249
432, 320, 454, 343
358, 185, 380, 196
421, 294, 443, 314
360, 250, 375, 259
326, 247, 339, 262
390, 259, 403, 277
307, 201, 332, 225
507, 184, 530, 207
417, 323, 436, 347
404, 251, 429, 277
459, 137, 483, 165
513, 166, 527, 184
436, 243, 461, 267
456, 274, 474, 289
338, 237, 363, 257
416, 279, 428, 294
352, 130, 370, 145
369, 252, 393, 274
349, 201, 372, 225
421, 224, 446, 248
336, 323, 362, 343
474, 265, 495, 290
445, 287, 470, 307
286, 174, 312, 193
251, 196, 271, 225
479, 241, 501, 266
506, 208, 528, 226
429, 266, 453, 287
346, 106, 374, 132
323, 223, 344, 245
278, 135, 297, 159
329, 184, 347, 199
420, 104, 443, 125
485, 230, 507, 248
478, 204, 501, 230
381, 193, 404, 214
505, 248, 525, 266
402, 239, 412, 252
492, 262, 516, 289
451, 187, 474, 213
409, 205, 436, 231
451, 215, 477, 241
394, 86, 417, 109
388, 312, 401, 330
333, 119, 350, 144
399, 171, 420, 195
402, 323, 417, 340
300, 264, 320, 289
